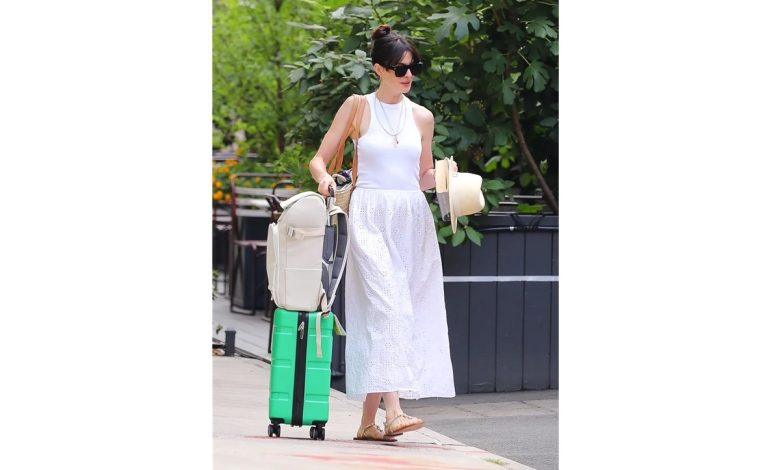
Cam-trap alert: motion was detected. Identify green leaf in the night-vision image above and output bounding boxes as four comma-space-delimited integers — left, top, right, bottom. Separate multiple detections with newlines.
352, 63, 365, 79
438, 224, 453, 238
358, 74, 370, 93
485, 193, 499, 207
285, 22, 326, 31
520, 172, 534, 187
483, 179, 505, 190
465, 226, 482, 246
494, 127, 509, 146
501, 79, 515, 105
435, 124, 450, 137
429, 201, 441, 218
464, 104, 485, 126
540, 117, 558, 127
343, 35, 362, 52
306, 43, 324, 55
484, 155, 501, 172
455, 13, 480, 40
527, 18, 557, 39
343, 6, 372, 16
517, 203, 545, 214
452, 228, 466, 246
355, 49, 367, 59
523, 61, 550, 92
550, 41, 559, 56
429, 6, 478, 42
481, 48, 505, 73
289, 68, 305, 83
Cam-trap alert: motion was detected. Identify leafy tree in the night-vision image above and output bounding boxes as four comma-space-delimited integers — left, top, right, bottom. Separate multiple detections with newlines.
284, 0, 558, 245
212, 0, 339, 159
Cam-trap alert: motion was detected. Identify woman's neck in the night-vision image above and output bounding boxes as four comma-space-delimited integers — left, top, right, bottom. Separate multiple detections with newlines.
375, 85, 403, 104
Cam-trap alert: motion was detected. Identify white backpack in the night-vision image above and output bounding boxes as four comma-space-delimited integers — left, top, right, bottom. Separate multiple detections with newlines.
266, 191, 349, 317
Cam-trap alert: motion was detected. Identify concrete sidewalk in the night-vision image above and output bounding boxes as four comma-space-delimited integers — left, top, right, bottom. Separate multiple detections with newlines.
212, 292, 555, 469
213, 355, 534, 470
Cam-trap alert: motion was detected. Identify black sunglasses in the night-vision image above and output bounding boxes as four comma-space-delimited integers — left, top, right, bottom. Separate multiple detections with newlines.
386, 61, 423, 77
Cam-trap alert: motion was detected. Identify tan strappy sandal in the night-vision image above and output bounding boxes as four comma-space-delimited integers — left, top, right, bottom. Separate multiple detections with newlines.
353, 423, 398, 442
384, 414, 425, 437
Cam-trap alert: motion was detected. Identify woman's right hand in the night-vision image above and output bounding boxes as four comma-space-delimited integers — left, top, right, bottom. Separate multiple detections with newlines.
317, 175, 336, 197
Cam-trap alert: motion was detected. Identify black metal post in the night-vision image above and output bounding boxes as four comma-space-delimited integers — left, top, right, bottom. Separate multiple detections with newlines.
225, 329, 236, 357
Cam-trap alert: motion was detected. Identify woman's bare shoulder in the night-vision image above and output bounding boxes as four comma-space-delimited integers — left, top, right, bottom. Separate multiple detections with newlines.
409, 99, 434, 122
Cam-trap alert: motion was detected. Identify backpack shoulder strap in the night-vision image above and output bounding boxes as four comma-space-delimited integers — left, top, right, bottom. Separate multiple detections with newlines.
327, 94, 367, 175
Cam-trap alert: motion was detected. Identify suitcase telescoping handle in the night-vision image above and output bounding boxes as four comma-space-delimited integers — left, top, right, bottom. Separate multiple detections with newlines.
326, 185, 336, 224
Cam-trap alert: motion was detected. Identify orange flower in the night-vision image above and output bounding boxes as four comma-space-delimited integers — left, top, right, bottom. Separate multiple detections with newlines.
215, 181, 222, 188
213, 190, 224, 200
224, 193, 231, 201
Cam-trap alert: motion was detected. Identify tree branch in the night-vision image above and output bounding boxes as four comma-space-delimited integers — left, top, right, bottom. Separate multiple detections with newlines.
510, 104, 558, 214
370, 0, 385, 25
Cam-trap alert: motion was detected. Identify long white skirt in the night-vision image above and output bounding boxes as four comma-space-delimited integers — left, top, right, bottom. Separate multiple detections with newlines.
344, 187, 456, 401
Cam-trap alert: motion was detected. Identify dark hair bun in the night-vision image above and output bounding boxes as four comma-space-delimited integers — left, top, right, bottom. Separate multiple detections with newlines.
371, 24, 392, 41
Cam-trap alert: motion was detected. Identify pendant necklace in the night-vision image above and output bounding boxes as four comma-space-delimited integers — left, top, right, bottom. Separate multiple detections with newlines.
375, 94, 406, 147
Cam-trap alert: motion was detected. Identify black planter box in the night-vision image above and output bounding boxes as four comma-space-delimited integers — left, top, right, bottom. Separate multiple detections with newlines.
329, 214, 558, 394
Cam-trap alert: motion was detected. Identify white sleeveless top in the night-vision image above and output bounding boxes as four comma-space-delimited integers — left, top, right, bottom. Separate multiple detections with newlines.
354, 92, 422, 190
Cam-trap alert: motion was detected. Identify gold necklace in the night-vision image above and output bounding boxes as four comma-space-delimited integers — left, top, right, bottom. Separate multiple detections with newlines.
374, 94, 406, 147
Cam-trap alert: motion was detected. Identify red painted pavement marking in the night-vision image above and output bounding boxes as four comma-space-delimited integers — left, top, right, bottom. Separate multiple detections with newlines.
289, 453, 484, 469
243, 435, 464, 450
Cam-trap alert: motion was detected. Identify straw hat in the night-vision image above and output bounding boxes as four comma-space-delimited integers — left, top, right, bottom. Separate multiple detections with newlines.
435, 157, 485, 233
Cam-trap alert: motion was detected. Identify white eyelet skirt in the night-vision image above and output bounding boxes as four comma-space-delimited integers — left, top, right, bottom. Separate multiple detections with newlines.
344, 187, 456, 401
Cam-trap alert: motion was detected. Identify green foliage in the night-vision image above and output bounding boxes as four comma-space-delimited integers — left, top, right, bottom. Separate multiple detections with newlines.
284, 0, 558, 245
212, 0, 335, 160
481, 178, 516, 216
214, 0, 558, 247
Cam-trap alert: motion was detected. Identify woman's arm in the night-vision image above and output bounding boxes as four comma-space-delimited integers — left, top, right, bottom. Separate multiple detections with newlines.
309, 95, 359, 196
415, 105, 436, 191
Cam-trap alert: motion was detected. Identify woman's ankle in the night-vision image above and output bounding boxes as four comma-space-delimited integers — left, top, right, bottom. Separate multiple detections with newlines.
384, 408, 403, 422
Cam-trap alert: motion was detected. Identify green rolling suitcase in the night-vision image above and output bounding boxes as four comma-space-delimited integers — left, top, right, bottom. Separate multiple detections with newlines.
265, 189, 348, 441
267, 308, 334, 440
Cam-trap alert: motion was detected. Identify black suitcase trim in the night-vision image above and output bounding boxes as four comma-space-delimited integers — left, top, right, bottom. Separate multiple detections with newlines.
291, 311, 309, 426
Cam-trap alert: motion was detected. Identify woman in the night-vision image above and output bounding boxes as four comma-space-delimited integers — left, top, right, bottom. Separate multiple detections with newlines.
309, 24, 455, 442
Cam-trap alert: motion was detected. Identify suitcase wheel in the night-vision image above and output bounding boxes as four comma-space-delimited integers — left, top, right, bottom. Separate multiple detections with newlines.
268, 423, 281, 438
309, 425, 325, 440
